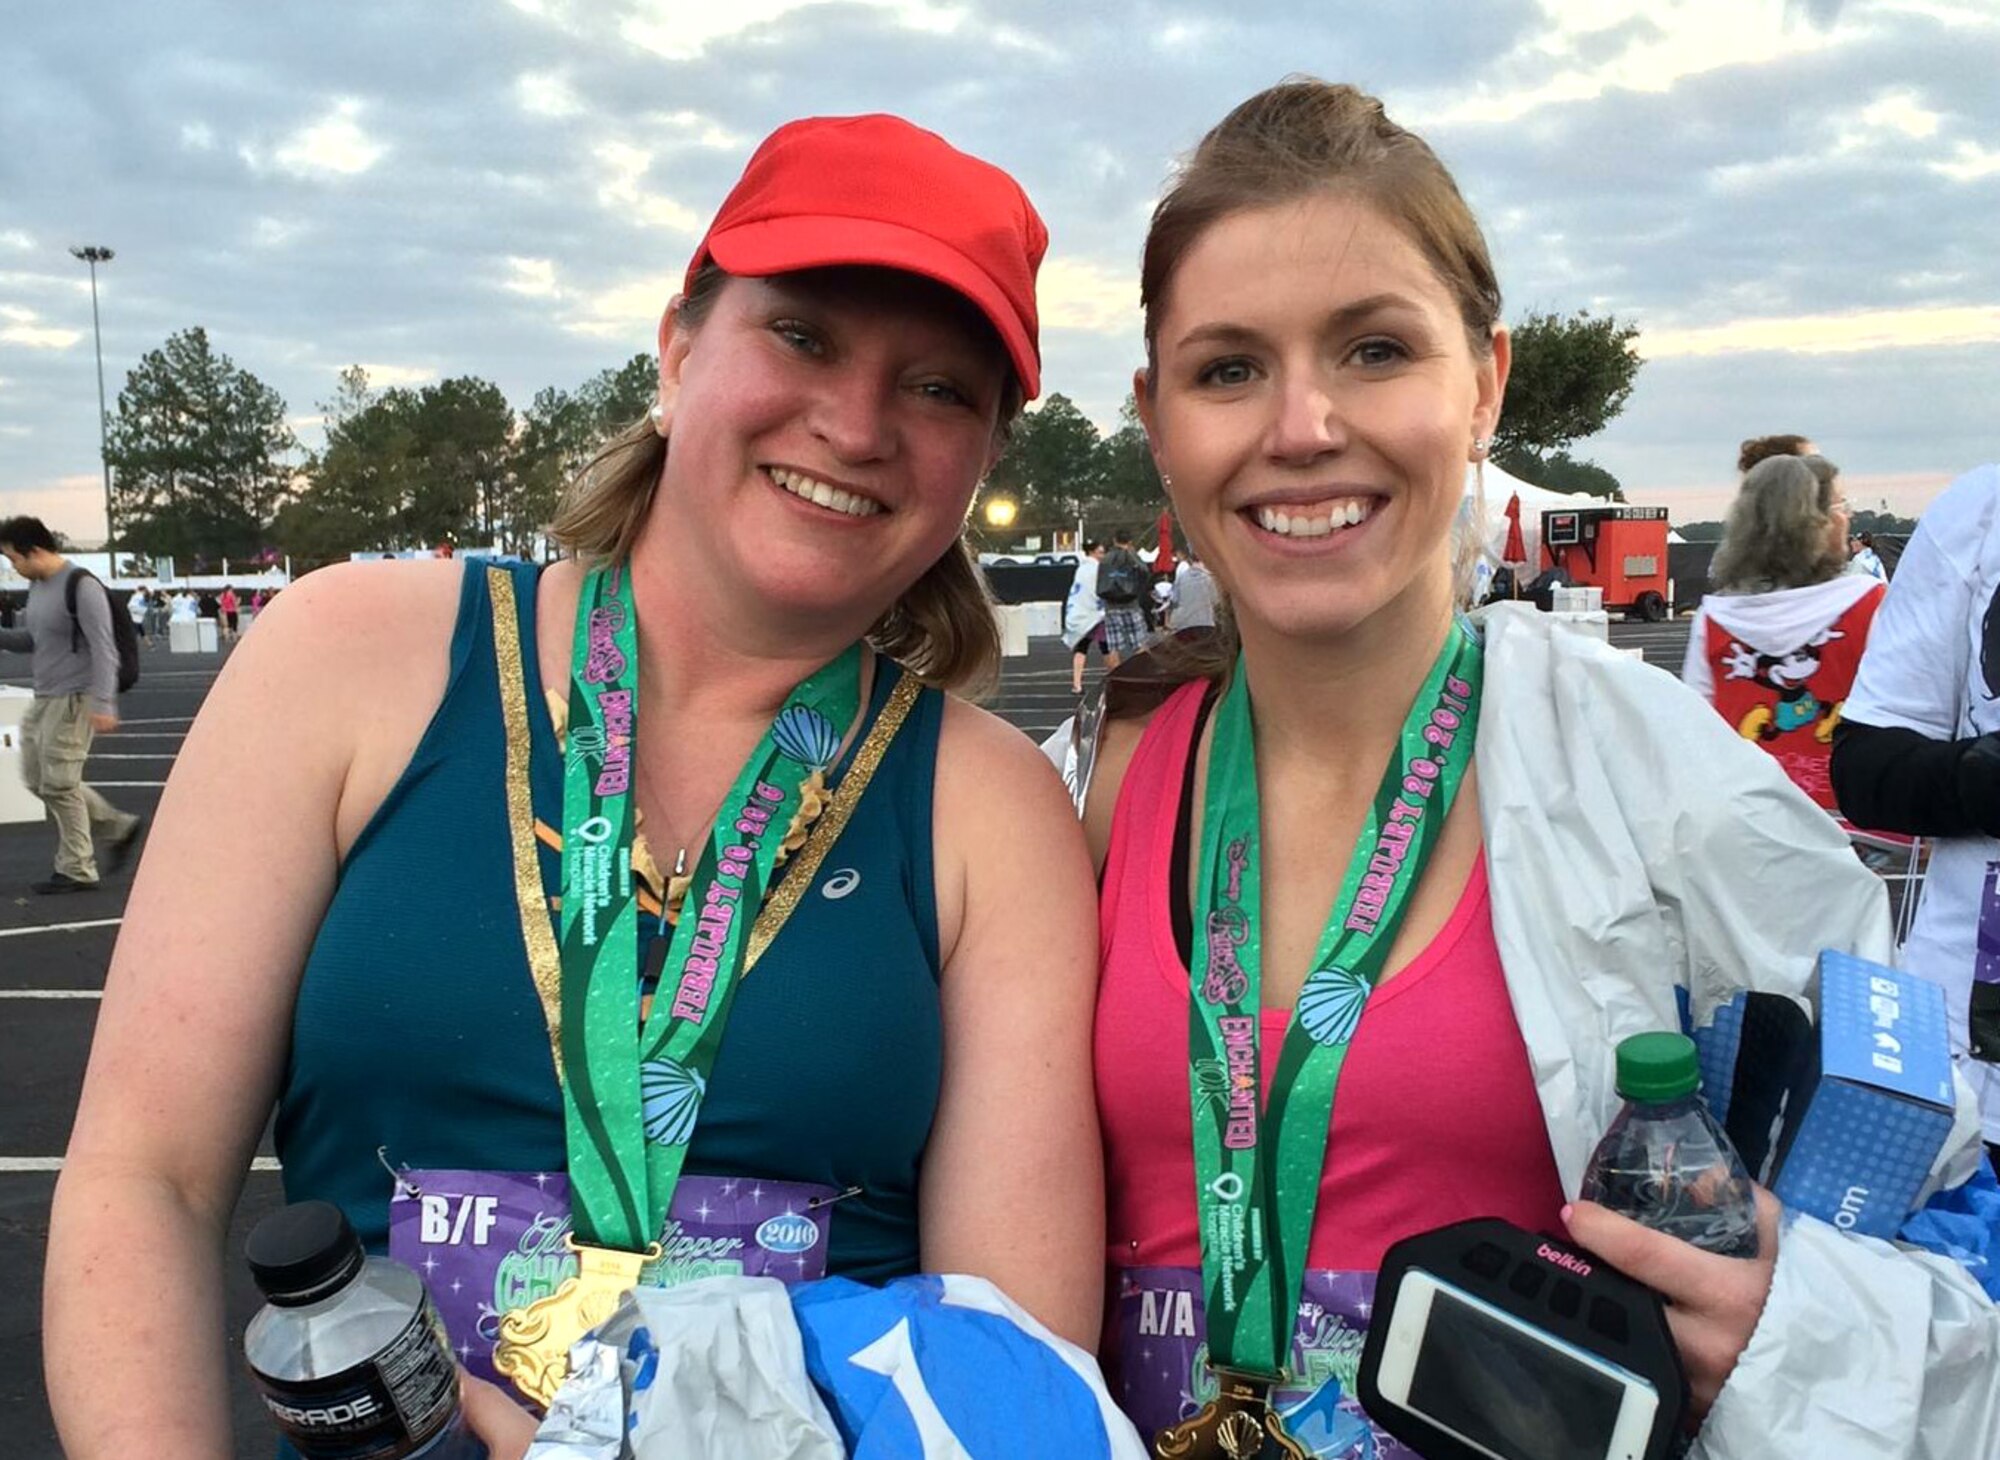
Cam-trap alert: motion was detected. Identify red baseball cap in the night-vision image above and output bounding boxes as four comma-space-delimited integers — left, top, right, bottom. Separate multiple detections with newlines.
685, 114, 1048, 399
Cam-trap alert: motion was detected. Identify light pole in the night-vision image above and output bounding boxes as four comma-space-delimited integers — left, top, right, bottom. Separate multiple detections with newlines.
69, 244, 115, 562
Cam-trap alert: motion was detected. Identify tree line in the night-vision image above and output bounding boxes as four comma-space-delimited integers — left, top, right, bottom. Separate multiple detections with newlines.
95, 310, 1642, 568
103, 327, 655, 570
1676, 507, 1916, 543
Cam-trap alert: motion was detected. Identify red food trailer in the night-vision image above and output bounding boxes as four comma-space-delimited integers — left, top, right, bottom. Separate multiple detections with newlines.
1541, 505, 1673, 621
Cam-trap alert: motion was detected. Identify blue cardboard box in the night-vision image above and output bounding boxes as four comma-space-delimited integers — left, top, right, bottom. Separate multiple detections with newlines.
1769, 951, 1957, 1239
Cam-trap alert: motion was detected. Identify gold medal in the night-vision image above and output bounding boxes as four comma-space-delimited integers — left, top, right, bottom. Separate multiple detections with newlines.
1154, 1366, 1310, 1460
493, 1238, 655, 1406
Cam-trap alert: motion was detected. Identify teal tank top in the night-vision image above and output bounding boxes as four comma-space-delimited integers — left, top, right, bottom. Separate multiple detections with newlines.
276, 562, 946, 1281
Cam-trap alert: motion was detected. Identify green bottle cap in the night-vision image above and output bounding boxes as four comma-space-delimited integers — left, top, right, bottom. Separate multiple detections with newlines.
1613, 1031, 1700, 1102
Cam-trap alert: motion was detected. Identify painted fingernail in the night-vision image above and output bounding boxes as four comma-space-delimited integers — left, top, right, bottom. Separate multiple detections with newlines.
1560, 1203, 1575, 1224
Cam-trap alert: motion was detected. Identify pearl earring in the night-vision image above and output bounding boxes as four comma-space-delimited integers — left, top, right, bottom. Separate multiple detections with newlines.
649, 401, 668, 436
1471, 435, 1494, 460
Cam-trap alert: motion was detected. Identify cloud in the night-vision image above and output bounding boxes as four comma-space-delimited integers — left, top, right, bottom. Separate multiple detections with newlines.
1427, 0, 1842, 126
0, 305, 82, 349
352, 362, 437, 388
254, 99, 388, 179
559, 272, 676, 339
1856, 89, 1940, 139
593, 141, 703, 234
1934, 140, 2000, 180
252, 217, 305, 248
619, 0, 966, 60
503, 257, 562, 298
1, 0, 1995, 517
1037, 256, 1140, 337
1, 324, 82, 349
517, 71, 582, 118
1642, 305, 2000, 357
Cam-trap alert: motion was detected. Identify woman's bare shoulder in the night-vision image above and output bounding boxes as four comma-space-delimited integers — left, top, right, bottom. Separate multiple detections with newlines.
244, 561, 479, 848
934, 692, 1075, 816
256, 559, 468, 647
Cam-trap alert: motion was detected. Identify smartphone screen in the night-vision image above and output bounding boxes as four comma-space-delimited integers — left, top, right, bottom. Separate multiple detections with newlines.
1406, 1287, 1631, 1460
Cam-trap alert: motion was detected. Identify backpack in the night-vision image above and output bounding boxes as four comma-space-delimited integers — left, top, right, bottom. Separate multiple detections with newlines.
1097, 549, 1149, 606
65, 568, 142, 693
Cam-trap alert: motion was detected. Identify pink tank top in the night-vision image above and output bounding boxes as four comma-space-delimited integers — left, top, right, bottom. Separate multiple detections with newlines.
1096, 680, 1565, 1276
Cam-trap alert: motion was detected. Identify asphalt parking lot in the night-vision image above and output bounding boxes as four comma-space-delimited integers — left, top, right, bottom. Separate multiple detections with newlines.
0, 611, 1693, 1458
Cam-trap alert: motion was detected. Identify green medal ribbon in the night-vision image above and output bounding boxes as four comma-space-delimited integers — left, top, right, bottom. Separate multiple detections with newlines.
557, 564, 862, 1253
1188, 621, 1483, 1379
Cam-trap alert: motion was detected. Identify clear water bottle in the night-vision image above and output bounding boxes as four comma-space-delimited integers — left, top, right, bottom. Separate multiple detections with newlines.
1580, 1032, 1761, 1259
245, 1200, 484, 1459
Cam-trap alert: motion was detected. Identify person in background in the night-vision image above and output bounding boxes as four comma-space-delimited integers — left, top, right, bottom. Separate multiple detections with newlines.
1167, 547, 1217, 630
1681, 454, 1882, 813
1833, 461, 2000, 1166
45, 113, 1103, 1458
1095, 527, 1151, 669
1849, 531, 1888, 582
1065, 539, 1107, 693
0, 515, 145, 894
218, 584, 240, 644
1085, 77, 1994, 1457
126, 585, 152, 647
1737, 432, 1816, 474
144, 585, 169, 644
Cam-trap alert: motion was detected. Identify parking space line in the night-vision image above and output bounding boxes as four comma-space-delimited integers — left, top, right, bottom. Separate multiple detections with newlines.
0, 990, 101, 999
86, 753, 179, 760
95, 671, 219, 680
0, 918, 122, 938
89, 781, 168, 787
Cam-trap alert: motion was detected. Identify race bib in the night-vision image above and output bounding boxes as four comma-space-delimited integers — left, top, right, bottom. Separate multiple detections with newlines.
1111, 1265, 1420, 1460
390, 1169, 836, 1386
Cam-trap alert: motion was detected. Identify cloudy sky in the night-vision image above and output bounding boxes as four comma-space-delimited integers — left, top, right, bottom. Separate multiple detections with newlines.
3, 0, 1995, 541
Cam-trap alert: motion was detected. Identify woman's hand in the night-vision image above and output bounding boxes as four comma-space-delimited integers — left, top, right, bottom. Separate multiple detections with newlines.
1562, 1185, 1782, 1418
460, 1372, 541, 1460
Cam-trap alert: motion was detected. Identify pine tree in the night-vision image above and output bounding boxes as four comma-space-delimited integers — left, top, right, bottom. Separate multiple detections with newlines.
104, 327, 296, 565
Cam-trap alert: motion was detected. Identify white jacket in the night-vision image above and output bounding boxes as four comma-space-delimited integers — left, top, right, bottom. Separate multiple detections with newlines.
1475, 603, 1997, 1460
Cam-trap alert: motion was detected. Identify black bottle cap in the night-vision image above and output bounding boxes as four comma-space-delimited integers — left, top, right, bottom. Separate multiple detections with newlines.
245, 1200, 367, 1306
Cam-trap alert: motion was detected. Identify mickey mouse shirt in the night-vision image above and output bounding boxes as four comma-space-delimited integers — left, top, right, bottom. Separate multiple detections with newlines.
1683, 574, 1886, 813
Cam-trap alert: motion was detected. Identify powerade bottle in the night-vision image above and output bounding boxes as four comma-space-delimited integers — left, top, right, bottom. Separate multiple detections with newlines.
1580, 1032, 1761, 1259
244, 1200, 484, 1459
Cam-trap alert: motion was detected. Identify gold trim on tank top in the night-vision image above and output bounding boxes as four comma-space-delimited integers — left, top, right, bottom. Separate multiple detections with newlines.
489, 567, 568, 1084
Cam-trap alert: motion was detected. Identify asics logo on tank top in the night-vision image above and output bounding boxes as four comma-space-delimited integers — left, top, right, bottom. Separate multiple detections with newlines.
822, 868, 862, 900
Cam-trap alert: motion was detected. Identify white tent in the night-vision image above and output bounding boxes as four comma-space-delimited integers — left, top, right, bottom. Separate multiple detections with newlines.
1461, 460, 1616, 572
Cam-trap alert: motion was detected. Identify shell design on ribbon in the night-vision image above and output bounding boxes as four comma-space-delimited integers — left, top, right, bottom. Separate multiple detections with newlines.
772, 703, 842, 771
639, 1057, 707, 1147
1296, 965, 1371, 1047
